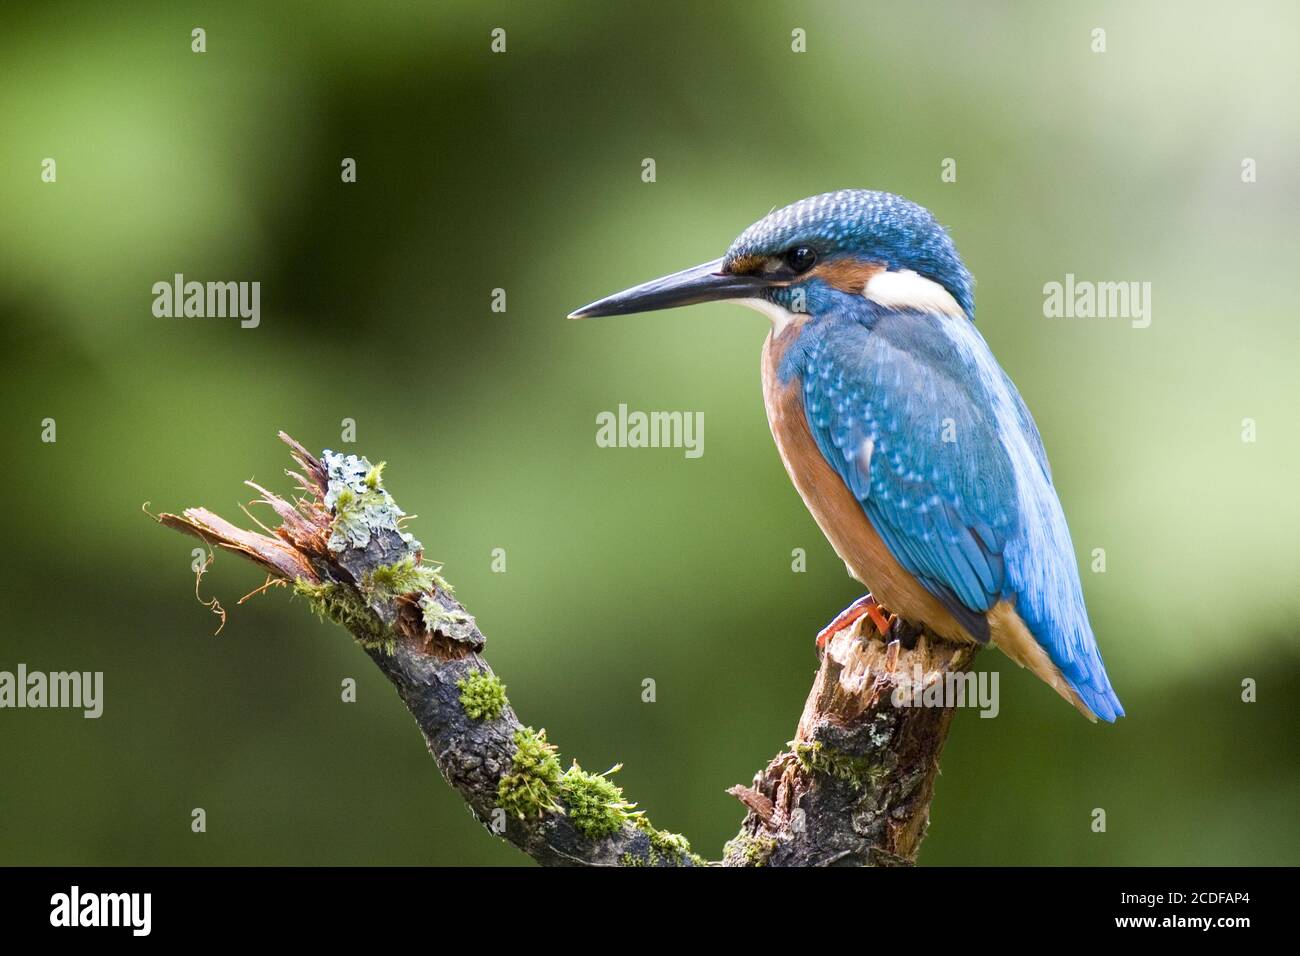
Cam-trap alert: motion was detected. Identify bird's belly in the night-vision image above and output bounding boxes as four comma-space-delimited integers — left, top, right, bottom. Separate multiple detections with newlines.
761, 333, 974, 643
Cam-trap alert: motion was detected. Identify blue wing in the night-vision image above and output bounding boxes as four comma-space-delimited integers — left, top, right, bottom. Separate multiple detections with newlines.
791, 307, 1123, 720
797, 314, 1016, 642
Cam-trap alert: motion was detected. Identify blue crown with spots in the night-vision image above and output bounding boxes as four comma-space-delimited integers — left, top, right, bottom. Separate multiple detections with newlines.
723, 189, 975, 318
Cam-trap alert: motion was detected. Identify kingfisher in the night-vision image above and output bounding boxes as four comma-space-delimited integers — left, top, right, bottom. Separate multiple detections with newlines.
569, 190, 1123, 722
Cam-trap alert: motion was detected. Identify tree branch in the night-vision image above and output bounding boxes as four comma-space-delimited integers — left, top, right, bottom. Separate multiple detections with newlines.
723, 631, 978, 866
154, 433, 974, 867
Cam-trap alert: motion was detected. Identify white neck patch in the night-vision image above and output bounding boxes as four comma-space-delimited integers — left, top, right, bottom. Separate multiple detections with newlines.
864, 269, 965, 318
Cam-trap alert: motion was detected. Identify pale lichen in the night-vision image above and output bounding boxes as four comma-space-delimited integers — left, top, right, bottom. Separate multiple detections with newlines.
321, 450, 421, 554
419, 594, 476, 642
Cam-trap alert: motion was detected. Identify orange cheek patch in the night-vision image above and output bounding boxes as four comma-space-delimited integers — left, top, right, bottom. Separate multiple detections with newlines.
809, 258, 885, 294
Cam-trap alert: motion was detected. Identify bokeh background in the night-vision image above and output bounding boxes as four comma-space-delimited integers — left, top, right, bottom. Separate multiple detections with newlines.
2, 0, 1297, 866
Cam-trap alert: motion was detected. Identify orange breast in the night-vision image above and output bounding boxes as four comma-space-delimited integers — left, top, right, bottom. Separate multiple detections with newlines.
760, 326, 976, 644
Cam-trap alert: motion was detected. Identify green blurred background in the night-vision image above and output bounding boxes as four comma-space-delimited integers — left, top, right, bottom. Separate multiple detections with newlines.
2, 1, 1297, 866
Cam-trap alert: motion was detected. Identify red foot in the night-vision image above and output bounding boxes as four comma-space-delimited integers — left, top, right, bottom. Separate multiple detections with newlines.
816, 594, 895, 648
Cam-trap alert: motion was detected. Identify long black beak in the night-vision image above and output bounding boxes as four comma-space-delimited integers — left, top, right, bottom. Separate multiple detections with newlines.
567, 258, 769, 319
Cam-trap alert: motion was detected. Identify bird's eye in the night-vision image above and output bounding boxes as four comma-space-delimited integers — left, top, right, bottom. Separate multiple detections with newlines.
784, 246, 817, 274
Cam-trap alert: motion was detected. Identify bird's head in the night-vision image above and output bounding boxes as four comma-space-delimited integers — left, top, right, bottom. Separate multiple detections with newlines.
568, 189, 974, 327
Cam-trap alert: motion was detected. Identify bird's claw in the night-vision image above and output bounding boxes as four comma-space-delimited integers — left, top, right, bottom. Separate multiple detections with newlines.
868, 601, 896, 636
816, 594, 895, 649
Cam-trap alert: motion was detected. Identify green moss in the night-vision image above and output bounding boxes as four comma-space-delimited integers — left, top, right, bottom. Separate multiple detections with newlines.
293, 578, 392, 652
456, 669, 507, 721
495, 729, 695, 859
723, 833, 777, 867
634, 817, 706, 866
497, 728, 563, 819
794, 741, 885, 790
362, 555, 437, 602
559, 762, 640, 839
363, 461, 386, 490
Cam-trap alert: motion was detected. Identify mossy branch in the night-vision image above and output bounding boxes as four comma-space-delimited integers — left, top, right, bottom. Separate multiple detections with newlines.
155, 433, 698, 866
153, 432, 972, 867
